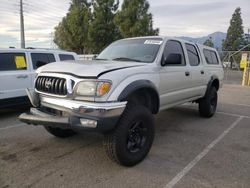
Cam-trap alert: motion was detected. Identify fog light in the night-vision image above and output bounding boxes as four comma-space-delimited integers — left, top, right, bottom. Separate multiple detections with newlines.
80, 119, 97, 128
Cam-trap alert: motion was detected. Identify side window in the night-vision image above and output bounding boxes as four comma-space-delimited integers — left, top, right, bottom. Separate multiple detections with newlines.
59, 54, 75, 61
31, 53, 56, 69
203, 49, 212, 64
163, 40, 186, 66
203, 49, 219, 64
210, 51, 219, 64
0, 53, 27, 71
185, 44, 200, 66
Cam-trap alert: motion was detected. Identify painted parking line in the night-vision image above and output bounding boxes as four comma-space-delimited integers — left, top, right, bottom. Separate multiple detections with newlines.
222, 102, 250, 108
217, 111, 250, 119
181, 103, 250, 119
0, 123, 25, 131
164, 116, 243, 188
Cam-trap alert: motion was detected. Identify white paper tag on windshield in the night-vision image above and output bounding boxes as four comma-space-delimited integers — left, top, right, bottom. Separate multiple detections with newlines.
144, 40, 163, 45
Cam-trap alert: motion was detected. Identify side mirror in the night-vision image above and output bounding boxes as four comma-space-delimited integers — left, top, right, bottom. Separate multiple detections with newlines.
92, 54, 97, 60
162, 53, 182, 66
36, 61, 47, 68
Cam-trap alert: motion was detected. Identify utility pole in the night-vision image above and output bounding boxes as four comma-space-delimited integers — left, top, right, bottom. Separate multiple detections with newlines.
20, 0, 25, 48
50, 32, 54, 49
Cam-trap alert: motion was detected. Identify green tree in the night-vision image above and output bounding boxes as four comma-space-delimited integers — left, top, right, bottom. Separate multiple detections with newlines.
114, 0, 159, 38
203, 37, 214, 47
223, 7, 244, 51
54, 0, 92, 54
54, 18, 68, 50
88, 0, 120, 53
243, 30, 250, 51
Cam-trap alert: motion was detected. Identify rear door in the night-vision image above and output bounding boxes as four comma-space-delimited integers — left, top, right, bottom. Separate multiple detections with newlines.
0, 52, 32, 100
184, 43, 207, 96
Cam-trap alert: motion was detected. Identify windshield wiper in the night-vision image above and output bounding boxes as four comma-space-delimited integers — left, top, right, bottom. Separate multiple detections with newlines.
112, 57, 141, 62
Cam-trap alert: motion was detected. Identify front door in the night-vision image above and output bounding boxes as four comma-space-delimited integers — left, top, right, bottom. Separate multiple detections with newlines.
159, 40, 192, 109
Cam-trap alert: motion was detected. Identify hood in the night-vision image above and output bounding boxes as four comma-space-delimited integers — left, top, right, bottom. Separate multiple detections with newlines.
37, 60, 148, 78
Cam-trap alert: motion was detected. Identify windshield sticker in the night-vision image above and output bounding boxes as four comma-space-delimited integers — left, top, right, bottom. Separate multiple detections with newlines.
144, 40, 163, 45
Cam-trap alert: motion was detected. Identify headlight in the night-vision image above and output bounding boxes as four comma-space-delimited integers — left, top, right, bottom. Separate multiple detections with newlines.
75, 81, 96, 96
75, 81, 111, 97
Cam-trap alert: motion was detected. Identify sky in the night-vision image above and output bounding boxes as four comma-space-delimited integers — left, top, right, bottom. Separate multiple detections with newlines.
0, 0, 249, 49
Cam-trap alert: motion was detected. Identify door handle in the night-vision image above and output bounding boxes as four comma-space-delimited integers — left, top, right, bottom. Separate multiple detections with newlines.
185, 71, 190, 76
16, 75, 28, 79
201, 70, 204, 75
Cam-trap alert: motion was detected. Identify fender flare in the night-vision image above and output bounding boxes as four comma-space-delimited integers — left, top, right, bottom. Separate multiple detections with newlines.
118, 80, 160, 114
205, 75, 219, 96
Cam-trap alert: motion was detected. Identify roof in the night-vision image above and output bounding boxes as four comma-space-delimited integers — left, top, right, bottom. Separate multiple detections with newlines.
117, 35, 194, 43
119, 36, 217, 50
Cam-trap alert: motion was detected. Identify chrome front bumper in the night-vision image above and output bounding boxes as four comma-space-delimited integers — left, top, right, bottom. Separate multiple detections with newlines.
39, 96, 127, 118
19, 89, 127, 132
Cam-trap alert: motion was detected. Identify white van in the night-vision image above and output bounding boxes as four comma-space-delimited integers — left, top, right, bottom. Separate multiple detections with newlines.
0, 48, 78, 108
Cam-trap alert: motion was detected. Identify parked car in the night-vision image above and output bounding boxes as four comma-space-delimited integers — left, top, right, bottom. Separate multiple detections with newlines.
0, 48, 78, 108
19, 37, 224, 166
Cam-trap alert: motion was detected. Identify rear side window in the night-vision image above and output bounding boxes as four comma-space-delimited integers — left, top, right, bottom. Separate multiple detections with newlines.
185, 44, 200, 66
210, 51, 219, 64
0, 53, 27, 71
31, 53, 56, 69
163, 40, 186, 66
203, 49, 219, 64
59, 54, 75, 61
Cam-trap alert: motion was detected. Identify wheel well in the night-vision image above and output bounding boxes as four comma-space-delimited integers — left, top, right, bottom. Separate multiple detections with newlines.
124, 88, 159, 114
211, 79, 219, 91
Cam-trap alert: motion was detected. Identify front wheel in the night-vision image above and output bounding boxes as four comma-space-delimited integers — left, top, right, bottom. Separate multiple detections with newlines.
104, 105, 154, 166
199, 87, 218, 118
44, 126, 77, 138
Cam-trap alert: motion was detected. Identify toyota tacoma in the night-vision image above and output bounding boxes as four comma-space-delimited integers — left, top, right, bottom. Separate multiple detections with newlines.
19, 36, 224, 166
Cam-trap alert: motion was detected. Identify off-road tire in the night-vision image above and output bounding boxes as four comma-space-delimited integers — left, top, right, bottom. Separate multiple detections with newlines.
104, 105, 154, 166
199, 87, 218, 118
44, 126, 77, 138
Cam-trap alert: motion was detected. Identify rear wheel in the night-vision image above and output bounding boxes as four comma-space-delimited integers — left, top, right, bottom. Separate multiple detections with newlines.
44, 126, 77, 138
199, 87, 218, 118
104, 105, 154, 166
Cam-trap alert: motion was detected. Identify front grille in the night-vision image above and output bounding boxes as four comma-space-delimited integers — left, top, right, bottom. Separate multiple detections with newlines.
35, 76, 67, 96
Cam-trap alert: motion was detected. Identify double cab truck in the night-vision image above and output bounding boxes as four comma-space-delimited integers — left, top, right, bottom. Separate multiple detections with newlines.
19, 36, 224, 166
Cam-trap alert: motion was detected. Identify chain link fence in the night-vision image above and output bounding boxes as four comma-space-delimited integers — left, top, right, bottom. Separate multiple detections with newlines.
219, 51, 250, 85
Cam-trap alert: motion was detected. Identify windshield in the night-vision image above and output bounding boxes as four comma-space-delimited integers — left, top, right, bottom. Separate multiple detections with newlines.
97, 38, 163, 63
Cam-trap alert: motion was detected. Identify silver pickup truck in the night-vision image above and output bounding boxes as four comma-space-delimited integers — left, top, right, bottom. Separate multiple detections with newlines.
19, 36, 224, 166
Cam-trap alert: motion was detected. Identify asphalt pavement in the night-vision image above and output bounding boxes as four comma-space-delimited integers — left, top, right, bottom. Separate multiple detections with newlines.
0, 83, 250, 188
